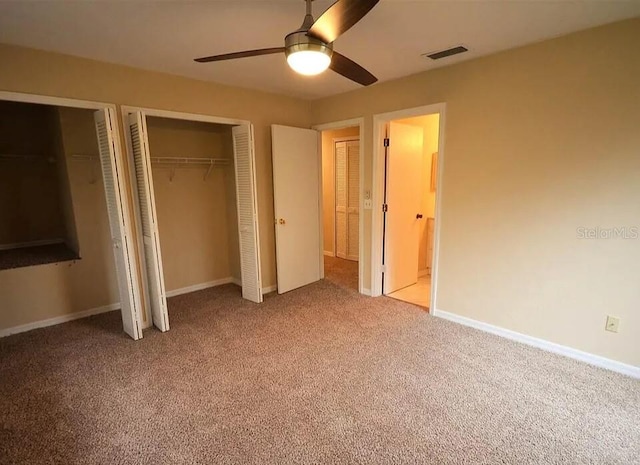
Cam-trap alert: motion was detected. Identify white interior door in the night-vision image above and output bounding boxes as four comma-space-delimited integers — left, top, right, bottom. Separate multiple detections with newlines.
335, 140, 360, 261
271, 124, 321, 294
94, 108, 143, 340
127, 111, 169, 332
232, 124, 263, 303
383, 122, 423, 294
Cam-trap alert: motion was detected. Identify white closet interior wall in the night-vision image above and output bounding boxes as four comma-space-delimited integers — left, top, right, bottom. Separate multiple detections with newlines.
145, 117, 241, 293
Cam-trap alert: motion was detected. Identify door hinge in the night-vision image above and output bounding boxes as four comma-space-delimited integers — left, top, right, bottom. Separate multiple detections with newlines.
382, 204, 388, 212
383, 138, 390, 147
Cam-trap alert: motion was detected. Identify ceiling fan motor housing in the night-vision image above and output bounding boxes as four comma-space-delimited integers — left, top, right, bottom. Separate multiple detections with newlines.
284, 31, 333, 59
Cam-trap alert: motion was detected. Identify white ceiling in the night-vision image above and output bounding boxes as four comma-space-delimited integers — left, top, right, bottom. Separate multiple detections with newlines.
1, 1, 639, 100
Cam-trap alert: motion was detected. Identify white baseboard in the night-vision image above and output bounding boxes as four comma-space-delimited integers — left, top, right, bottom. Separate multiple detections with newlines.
165, 277, 236, 298
323, 250, 334, 257
433, 309, 639, 379
361, 287, 372, 296
164, 278, 277, 297
0, 303, 120, 338
0, 238, 64, 251
262, 284, 278, 294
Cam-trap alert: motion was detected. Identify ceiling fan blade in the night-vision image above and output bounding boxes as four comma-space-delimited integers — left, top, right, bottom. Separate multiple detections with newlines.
330, 51, 377, 86
194, 47, 285, 63
307, 0, 379, 44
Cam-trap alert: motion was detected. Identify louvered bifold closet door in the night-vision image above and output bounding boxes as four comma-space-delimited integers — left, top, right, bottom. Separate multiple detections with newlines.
346, 140, 360, 261
232, 124, 263, 303
128, 112, 169, 332
93, 108, 143, 340
335, 142, 348, 259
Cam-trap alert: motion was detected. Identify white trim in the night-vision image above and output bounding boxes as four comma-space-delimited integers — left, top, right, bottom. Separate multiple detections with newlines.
323, 250, 334, 257
361, 287, 372, 296
371, 103, 447, 316
0, 91, 114, 111
165, 277, 236, 298
121, 106, 263, 311
0, 238, 64, 251
0, 303, 120, 338
312, 118, 365, 295
434, 309, 640, 379
262, 284, 278, 294
120, 106, 249, 127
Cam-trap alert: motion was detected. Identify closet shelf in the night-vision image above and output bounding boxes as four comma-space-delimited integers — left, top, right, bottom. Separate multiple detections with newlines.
67, 155, 230, 181
150, 157, 231, 181
150, 157, 230, 166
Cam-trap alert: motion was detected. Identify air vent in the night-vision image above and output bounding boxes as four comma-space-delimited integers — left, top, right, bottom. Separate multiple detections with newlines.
424, 46, 468, 60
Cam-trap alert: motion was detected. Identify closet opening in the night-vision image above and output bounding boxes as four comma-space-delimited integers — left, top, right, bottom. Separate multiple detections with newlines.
320, 126, 361, 292
0, 92, 144, 341
122, 108, 263, 332
0, 100, 81, 270
371, 104, 446, 311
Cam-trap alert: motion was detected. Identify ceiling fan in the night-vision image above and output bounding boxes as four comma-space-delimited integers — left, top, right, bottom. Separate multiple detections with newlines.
194, 0, 379, 86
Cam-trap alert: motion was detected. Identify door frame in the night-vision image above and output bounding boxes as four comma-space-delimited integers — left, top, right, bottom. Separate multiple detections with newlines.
371, 103, 446, 314
312, 118, 365, 295
0, 91, 145, 337
120, 105, 252, 326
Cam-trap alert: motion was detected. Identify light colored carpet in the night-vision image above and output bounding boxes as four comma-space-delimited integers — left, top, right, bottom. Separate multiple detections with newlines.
324, 255, 358, 291
0, 281, 638, 464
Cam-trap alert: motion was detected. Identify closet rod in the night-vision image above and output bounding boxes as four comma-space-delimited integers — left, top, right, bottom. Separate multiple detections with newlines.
150, 157, 230, 166
0, 154, 53, 161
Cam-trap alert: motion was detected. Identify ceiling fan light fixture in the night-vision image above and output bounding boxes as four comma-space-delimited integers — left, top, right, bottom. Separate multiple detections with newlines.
287, 49, 332, 76
285, 32, 333, 76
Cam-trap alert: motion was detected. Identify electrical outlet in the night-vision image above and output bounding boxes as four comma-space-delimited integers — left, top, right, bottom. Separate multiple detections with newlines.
605, 316, 620, 333
364, 199, 372, 209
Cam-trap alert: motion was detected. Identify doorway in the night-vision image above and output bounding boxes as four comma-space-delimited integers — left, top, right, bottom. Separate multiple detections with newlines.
321, 126, 360, 292
371, 104, 445, 311
122, 107, 263, 332
0, 92, 144, 340
314, 119, 365, 294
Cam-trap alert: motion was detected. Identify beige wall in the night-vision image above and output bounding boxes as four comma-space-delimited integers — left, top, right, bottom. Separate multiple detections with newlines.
0, 43, 311, 331
396, 115, 439, 273
321, 126, 360, 255
0, 42, 312, 293
0, 106, 120, 329
145, 117, 240, 291
1, 19, 638, 367
0, 101, 66, 245
311, 18, 640, 366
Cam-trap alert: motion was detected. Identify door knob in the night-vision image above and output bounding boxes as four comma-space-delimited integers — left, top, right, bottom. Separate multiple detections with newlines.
416, 214, 423, 219
279, 218, 286, 225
